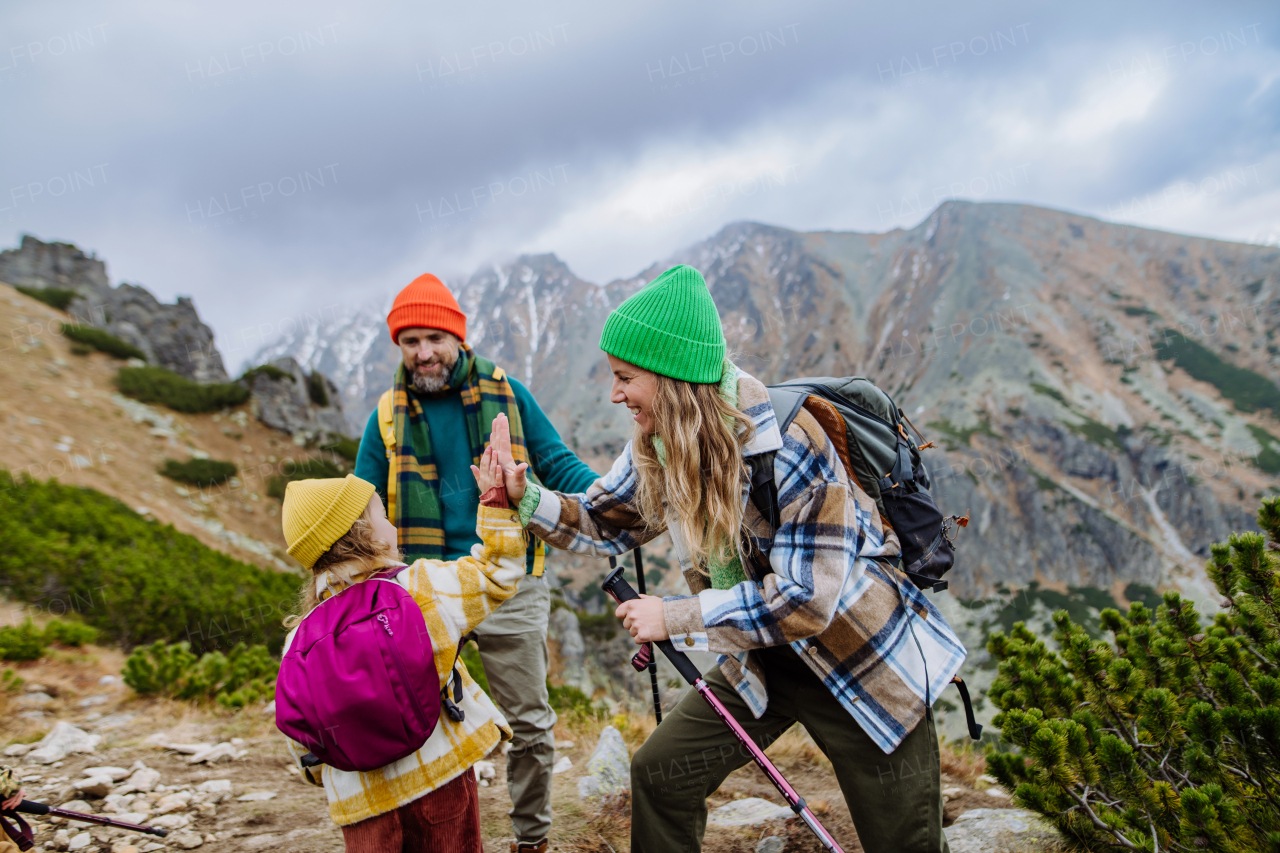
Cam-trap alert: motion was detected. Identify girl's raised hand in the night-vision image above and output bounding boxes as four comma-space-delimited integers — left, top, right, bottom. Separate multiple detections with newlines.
470, 445, 504, 495
489, 413, 528, 503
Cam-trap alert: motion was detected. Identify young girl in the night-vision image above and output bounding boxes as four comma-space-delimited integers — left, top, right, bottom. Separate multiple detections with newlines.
495, 265, 967, 853
278, 445, 524, 852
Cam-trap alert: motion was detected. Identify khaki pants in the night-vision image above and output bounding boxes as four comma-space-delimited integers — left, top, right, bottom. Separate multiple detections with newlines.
630, 645, 949, 853
473, 576, 557, 843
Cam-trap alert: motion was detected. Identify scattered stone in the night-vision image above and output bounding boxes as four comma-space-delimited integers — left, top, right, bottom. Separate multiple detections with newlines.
99, 676, 117, 685
474, 760, 496, 781
236, 791, 277, 802
166, 829, 205, 849
28, 722, 102, 764
77, 695, 110, 707
3, 743, 33, 757
554, 740, 575, 750
61, 800, 95, 814
756, 837, 786, 853
148, 813, 192, 830
195, 780, 231, 794
111, 844, 139, 853
942, 786, 966, 802
83, 767, 130, 782
551, 756, 573, 774
160, 743, 212, 756
116, 766, 160, 795
188, 742, 236, 764
140, 844, 165, 853
584, 726, 630, 794
945, 808, 1060, 853
242, 833, 282, 850
116, 813, 149, 825
708, 798, 792, 828
155, 791, 192, 814
25, 683, 49, 694
53, 828, 70, 851
17, 692, 55, 708
68, 831, 92, 851
230, 737, 245, 746
262, 700, 276, 715
73, 775, 114, 798
577, 776, 600, 799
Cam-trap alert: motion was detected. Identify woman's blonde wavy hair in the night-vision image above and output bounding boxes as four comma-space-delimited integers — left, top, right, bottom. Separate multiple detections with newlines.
631, 371, 755, 574
283, 503, 401, 628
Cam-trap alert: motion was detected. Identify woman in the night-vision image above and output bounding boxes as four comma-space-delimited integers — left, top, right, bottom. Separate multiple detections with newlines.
497, 264, 966, 853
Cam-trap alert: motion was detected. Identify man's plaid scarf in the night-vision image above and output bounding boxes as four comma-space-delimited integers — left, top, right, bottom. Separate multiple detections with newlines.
388, 345, 538, 562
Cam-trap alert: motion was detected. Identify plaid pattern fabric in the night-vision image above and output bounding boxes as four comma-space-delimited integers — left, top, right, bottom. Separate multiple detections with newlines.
0, 765, 17, 800
524, 369, 967, 754
389, 346, 536, 559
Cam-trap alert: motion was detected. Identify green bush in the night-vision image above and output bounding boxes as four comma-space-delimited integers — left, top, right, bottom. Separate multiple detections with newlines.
116, 366, 250, 414
123, 640, 276, 706
1, 668, 23, 693
547, 682, 606, 718
160, 458, 238, 488
16, 286, 77, 311
1154, 329, 1280, 413
460, 640, 490, 697
319, 434, 359, 463
267, 457, 346, 500
43, 619, 98, 647
0, 470, 300, 652
985, 496, 1280, 852
60, 324, 147, 360
0, 621, 47, 661
307, 372, 330, 407
240, 364, 294, 384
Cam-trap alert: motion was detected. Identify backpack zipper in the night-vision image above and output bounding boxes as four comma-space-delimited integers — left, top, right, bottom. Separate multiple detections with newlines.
379, 610, 431, 734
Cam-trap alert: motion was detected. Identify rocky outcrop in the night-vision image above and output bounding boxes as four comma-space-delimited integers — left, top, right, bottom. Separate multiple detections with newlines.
0, 235, 228, 382
245, 357, 348, 443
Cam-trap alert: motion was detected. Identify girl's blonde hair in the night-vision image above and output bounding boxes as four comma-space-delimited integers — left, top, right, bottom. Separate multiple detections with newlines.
283, 502, 401, 628
631, 372, 754, 574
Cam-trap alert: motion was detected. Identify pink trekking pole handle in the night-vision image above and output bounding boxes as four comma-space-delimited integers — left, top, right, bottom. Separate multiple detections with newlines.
602, 567, 846, 853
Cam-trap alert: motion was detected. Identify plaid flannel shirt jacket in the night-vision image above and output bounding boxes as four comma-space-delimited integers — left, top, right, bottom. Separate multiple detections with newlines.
525, 368, 967, 753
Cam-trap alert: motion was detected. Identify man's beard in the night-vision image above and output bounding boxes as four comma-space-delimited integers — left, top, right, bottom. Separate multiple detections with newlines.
409, 350, 459, 393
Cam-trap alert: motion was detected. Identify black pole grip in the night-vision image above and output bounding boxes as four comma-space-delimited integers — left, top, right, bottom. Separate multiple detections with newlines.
602, 567, 703, 685
13, 802, 48, 816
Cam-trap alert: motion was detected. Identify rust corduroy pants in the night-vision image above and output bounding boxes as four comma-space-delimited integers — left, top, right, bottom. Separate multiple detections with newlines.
341, 768, 482, 853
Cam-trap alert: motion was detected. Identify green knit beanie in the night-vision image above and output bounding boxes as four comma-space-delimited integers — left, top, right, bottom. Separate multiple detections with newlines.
599, 265, 725, 383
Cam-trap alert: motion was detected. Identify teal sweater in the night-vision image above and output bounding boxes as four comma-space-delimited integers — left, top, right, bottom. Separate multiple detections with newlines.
354, 374, 598, 561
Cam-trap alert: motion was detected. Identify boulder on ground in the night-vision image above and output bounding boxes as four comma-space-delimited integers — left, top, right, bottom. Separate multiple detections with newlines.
577, 776, 601, 799
236, 791, 277, 802
196, 780, 231, 794
73, 775, 113, 798
188, 742, 236, 764
166, 829, 205, 849
27, 722, 102, 764
756, 838, 786, 853
82, 766, 130, 782
3, 743, 33, 757
116, 766, 160, 795
945, 808, 1060, 853
707, 798, 791, 828
584, 726, 630, 795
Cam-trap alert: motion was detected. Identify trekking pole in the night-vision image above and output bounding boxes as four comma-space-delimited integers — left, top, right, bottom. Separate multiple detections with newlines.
632, 547, 663, 723
608, 554, 663, 723
2, 800, 169, 850
602, 567, 846, 853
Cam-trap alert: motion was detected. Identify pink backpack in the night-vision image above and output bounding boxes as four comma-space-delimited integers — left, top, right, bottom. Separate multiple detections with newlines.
275, 566, 469, 773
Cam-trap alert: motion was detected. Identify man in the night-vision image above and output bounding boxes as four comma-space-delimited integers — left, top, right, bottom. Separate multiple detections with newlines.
354, 272, 598, 853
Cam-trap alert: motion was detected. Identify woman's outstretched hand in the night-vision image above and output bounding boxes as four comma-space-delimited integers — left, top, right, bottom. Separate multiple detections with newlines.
616, 594, 670, 644
489, 413, 528, 504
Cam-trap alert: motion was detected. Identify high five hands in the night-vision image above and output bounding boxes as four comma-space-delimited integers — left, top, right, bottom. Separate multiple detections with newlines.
488, 413, 528, 504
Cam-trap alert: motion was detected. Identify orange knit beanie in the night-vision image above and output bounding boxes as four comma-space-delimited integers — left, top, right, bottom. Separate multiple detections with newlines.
387, 273, 467, 343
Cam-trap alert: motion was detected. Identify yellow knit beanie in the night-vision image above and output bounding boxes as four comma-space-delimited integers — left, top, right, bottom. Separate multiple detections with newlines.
281, 474, 377, 569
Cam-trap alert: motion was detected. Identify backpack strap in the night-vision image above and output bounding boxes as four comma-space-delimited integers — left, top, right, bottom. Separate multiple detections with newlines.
748, 388, 807, 554
377, 389, 398, 519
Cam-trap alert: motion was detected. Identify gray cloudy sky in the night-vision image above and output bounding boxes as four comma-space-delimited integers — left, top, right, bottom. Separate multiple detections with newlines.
3, 1, 1279, 371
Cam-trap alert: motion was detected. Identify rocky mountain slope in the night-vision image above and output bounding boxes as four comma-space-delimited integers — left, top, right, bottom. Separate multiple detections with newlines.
0, 281, 339, 572
0, 237, 228, 383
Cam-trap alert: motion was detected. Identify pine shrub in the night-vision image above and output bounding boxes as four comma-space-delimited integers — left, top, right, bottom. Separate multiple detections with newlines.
0, 470, 300, 652
123, 640, 276, 706
116, 366, 250, 414
160, 458, 238, 488
60, 324, 147, 360
319, 434, 359, 463
16, 286, 78, 311
240, 364, 294, 384
266, 457, 346, 499
1, 668, 23, 693
307, 371, 330, 407
0, 621, 47, 661
985, 496, 1280, 852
